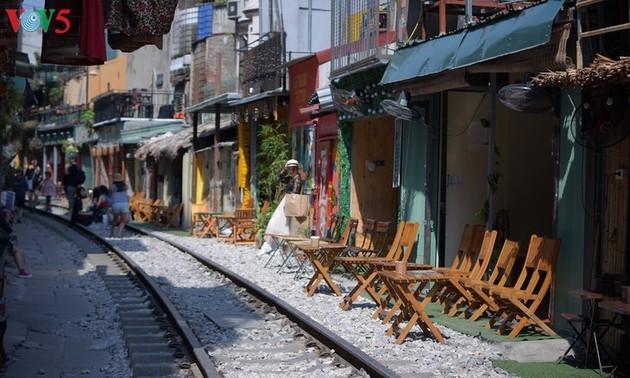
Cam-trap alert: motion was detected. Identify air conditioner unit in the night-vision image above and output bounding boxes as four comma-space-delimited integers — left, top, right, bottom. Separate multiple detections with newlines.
227, 1, 239, 20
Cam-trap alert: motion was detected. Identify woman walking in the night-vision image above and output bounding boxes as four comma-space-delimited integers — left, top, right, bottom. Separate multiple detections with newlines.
109, 173, 129, 238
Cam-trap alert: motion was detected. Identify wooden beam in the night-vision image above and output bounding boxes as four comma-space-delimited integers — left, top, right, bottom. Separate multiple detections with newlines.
580, 23, 630, 38
214, 104, 221, 213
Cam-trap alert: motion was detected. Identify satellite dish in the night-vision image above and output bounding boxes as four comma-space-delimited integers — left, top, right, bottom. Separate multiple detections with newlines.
380, 91, 420, 121
498, 84, 553, 113
331, 88, 364, 117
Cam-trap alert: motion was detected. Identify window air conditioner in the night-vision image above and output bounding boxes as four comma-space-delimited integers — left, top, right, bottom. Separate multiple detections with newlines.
227, 1, 239, 20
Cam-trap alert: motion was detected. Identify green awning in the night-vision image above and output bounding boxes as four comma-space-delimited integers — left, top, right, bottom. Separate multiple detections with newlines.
380, 0, 565, 85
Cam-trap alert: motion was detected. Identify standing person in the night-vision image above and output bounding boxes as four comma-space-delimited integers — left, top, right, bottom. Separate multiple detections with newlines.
258, 159, 304, 256
12, 170, 28, 224
24, 159, 41, 211
109, 173, 129, 238
277, 159, 303, 194
37, 171, 57, 212
63, 158, 80, 215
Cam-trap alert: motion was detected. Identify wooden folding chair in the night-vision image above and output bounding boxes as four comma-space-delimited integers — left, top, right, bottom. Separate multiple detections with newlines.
135, 199, 161, 223
232, 208, 257, 244
376, 229, 497, 326
323, 214, 345, 243
483, 237, 562, 338
430, 229, 498, 315
158, 203, 184, 228
364, 220, 392, 257
191, 202, 216, 238
430, 224, 486, 304
128, 192, 145, 219
294, 218, 358, 278
343, 219, 376, 257
342, 219, 392, 258
464, 235, 544, 322
335, 221, 421, 310
451, 238, 521, 318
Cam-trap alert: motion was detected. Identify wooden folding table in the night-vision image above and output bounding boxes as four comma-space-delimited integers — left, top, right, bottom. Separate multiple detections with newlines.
192, 211, 221, 238
291, 241, 346, 297
378, 270, 448, 344
336, 258, 432, 311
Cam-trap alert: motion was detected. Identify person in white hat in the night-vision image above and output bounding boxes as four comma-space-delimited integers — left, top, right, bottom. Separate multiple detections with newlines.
277, 159, 303, 194
257, 159, 304, 256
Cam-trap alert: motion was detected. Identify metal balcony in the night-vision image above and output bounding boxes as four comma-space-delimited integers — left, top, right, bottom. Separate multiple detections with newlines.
92, 90, 183, 124
330, 0, 396, 78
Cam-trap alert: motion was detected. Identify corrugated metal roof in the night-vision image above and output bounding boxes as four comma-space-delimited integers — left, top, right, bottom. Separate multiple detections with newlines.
380, 0, 565, 85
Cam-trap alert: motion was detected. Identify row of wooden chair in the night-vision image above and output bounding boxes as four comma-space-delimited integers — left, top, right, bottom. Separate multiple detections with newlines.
191, 202, 268, 245
309, 220, 562, 344
130, 193, 183, 228
372, 225, 561, 343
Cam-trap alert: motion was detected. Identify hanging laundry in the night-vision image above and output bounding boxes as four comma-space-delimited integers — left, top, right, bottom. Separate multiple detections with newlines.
0, 0, 21, 78
80, 0, 107, 63
41, 0, 106, 65
104, 0, 179, 52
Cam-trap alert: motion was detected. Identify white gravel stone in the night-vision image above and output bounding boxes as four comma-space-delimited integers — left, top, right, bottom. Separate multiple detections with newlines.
74, 221, 518, 378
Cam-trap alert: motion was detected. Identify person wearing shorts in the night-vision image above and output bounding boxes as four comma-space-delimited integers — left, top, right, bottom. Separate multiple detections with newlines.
109, 173, 129, 238
24, 159, 41, 211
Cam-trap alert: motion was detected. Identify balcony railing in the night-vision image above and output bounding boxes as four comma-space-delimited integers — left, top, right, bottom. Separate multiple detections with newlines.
330, 0, 397, 77
93, 90, 183, 124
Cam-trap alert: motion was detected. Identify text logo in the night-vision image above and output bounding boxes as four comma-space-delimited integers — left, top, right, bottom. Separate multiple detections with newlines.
4, 9, 71, 34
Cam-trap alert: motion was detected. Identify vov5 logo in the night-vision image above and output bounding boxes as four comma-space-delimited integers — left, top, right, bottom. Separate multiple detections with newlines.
4, 8, 71, 34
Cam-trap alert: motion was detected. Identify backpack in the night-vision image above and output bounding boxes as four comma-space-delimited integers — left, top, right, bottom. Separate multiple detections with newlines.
78, 170, 86, 185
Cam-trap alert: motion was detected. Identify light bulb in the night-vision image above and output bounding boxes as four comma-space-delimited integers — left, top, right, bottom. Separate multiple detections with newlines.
606, 97, 613, 106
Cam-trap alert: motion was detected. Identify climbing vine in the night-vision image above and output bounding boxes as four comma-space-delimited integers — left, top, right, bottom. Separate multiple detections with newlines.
336, 120, 352, 228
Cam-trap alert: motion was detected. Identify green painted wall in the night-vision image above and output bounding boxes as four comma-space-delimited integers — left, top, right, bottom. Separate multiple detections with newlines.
554, 89, 585, 334
399, 112, 439, 266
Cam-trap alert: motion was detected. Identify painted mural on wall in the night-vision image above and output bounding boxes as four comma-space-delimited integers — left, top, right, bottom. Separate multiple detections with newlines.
316, 140, 339, 237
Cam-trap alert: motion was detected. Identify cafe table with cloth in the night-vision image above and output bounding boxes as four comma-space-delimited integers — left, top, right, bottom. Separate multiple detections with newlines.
289, 240, 347, 297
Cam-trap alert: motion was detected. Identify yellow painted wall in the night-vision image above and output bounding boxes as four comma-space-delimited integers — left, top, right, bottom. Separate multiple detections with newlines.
64, 54, 129, 105
87, 55, 128, 100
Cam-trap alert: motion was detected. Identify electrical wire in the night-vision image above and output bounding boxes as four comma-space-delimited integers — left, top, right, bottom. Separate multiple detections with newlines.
569, 99, 630, 150
448, 93, 487, 137
404, 12, 422, 45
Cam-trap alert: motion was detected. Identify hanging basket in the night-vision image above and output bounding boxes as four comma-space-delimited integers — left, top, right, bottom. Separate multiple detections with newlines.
28, 137, 44, 151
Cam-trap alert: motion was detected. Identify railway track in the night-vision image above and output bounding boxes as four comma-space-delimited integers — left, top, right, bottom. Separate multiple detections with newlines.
36, 208, 397, 377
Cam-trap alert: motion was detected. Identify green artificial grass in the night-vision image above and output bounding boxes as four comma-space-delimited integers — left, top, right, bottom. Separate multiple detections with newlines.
423, 302, 560, 342
493, 360, 607, 378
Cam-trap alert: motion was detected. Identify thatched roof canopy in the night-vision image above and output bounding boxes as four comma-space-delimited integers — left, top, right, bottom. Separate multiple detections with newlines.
532, 55, 630, 88
134, 125, 205, 161
134, 118, 236, 161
